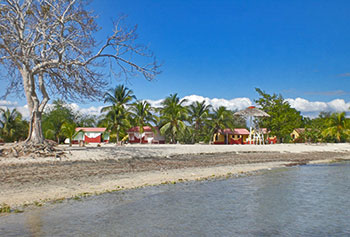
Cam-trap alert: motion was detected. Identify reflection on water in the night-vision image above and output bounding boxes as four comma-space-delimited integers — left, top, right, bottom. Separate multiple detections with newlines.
26, 211, 43, 237
1, 162, 350, 236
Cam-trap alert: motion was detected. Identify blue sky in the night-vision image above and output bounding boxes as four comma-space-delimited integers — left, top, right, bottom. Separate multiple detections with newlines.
87, 0, 350, 101
1, 0, 350, 116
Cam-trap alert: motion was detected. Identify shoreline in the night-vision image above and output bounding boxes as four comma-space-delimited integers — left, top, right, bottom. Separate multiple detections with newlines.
1, 144, 350, 212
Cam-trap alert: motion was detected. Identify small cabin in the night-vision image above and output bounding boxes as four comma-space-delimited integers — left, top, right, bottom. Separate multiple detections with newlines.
290, 128, 313, 142
127, 126, 165, 144
290, 128, 307, 141
72, 127, 110, 144
213, 128, 250, 144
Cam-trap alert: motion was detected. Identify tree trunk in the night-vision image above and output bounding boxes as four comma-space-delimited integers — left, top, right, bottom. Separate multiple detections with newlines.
26, 110, 45, 144
22, 69, 48, 145
116, 129, 120, 144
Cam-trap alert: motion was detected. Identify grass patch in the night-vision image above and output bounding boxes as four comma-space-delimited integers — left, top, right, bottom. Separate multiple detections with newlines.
0, 203, 11, 213
33, 201, 43, 207
13, 209, 24, 213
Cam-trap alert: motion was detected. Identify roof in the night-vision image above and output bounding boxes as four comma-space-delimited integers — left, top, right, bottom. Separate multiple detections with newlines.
293, 128, 312, 134
75, 127, 106, 132
218, 128, 250, 135
234, 106, 270, 117
233, 128, 250, 135
127, 126, 158, 132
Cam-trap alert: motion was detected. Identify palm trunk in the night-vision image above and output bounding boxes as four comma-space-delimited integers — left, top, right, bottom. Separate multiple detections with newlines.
172, 132, 176, 144
116, 129, 120, 144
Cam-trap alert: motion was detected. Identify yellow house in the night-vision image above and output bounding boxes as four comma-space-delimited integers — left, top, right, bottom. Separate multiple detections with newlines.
213, 128, 250, 144
290, 128, 312, 141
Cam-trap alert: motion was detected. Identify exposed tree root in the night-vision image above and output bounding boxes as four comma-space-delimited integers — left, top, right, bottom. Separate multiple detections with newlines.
0, 140, 65, 158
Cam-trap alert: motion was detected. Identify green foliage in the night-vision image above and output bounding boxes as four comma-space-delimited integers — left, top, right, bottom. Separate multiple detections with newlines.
0, 203, 11, 213
321, 112, 350, 142
42, 100, 76, 143
101, 85, 136, 112
61, 122, 81, 146
76, 114, 99, 127
159, 94, 188, 143
188, 101, 211, 143
15, 86, 348, 146
304, 128, 322, 143
255, 88, 304, 142
0, 108, 28, 142
208, 106, 232, 142
100, 85, 135, 143
130, 101, 157, 131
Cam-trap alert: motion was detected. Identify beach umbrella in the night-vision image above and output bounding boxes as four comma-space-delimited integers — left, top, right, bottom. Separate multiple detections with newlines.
234, 106, 270, 117
234, 106, 270, 144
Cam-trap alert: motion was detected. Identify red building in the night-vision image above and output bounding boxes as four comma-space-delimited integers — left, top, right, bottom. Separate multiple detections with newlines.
72, 127, 110, 144
127, 126, 165, 144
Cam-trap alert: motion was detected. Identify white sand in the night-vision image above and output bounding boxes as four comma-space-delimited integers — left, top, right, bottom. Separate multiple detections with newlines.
1, 143, 350, 208
2, 143, 350, 165
2, 161, 289, 207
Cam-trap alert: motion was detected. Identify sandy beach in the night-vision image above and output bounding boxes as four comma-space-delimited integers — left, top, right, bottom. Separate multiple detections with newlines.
1, 143, 350, 209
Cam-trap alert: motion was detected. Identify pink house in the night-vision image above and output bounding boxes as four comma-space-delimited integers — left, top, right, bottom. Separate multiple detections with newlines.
127, 126, 165, 144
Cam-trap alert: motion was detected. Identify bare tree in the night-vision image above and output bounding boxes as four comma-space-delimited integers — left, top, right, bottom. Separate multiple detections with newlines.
0, 0, 160, 145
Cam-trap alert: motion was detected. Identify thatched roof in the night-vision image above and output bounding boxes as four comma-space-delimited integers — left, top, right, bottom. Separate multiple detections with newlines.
234, 106, 270, 117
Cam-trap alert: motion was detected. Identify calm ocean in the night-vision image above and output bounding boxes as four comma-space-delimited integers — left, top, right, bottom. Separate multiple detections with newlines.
1, 161, 350, 236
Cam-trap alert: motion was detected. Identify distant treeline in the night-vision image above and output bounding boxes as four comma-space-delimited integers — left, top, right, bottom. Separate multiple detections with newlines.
0, 87, 349, 144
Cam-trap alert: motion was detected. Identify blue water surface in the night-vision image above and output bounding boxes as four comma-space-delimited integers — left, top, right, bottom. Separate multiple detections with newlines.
1, 162, 350, 237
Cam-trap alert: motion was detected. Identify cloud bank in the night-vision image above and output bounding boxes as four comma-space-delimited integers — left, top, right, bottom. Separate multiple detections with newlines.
148, 95, 350, 118
147, 95, 253, 111
1, 95, 349, 119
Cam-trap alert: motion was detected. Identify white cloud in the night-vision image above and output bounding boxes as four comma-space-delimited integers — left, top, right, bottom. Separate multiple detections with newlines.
147, 95, 252, 111
285, 98, 350, 115
78, 106, 105, 116
66, 103, 105, 116
15, 105, 30, 118
146, 98, 164, 108
0, 100, 18, 107
1, 96, 349, 119
0, 101, 29, 118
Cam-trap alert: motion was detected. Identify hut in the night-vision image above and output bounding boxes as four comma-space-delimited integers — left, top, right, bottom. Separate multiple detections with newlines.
127, 126, 165, 144
290, 128, 313, 142
213, 128, 250, 144
72, 127, 110, 144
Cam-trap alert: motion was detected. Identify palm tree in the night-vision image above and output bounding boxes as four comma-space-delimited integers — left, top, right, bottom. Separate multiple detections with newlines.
159, 94, 188, 143
130, 101, 158, 143
188, 101, 211, 143
100, 105, 131, 144
60, 122, 81, 146
0, 108, 24, 142
209, 106, 231, 142
101, 85, 135, 143
322, 112, 350, 142
101, 85, 135, 112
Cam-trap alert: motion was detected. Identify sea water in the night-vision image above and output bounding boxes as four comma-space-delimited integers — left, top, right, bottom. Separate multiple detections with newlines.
1, 162, 350, 236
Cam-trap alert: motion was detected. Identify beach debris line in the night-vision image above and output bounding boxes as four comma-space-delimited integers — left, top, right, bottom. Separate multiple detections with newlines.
0, 140, 65, 158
